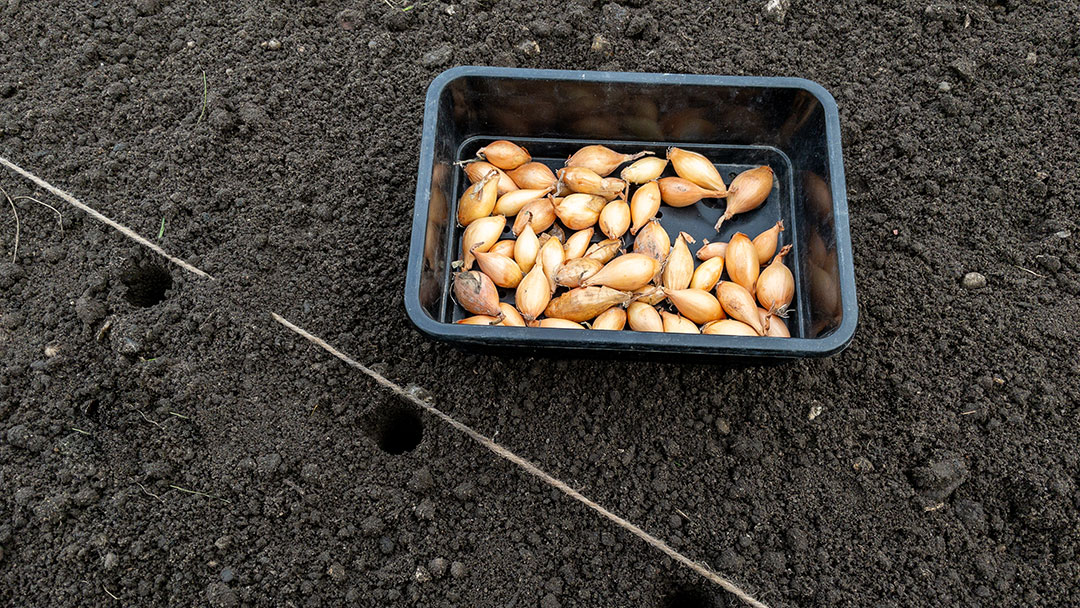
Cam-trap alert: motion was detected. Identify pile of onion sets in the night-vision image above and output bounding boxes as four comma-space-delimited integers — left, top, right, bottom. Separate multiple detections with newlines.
452, 141, 793, 337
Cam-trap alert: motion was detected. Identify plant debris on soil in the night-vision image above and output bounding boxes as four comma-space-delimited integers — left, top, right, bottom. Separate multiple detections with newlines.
2, 1, 1079, 607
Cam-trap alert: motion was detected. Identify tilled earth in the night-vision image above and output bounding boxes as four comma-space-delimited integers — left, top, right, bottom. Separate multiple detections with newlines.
2, 1, 1079, 607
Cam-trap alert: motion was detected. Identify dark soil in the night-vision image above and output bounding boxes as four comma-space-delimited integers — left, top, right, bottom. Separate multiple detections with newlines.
2, 1, 1079, 607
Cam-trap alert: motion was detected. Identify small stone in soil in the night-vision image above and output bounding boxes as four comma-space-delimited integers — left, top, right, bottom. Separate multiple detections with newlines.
450, 561, 467, 578
328, 562, 345, 582
220, 567, 234, 583
414, 565, 431, 583
763, 0, 790, 22
421, 44, 453, 68
516, 40, 541, 56
6, 424, 31, 448
590, 34, 613, 56
950, 58, 976, 82
962, 272, 987, 290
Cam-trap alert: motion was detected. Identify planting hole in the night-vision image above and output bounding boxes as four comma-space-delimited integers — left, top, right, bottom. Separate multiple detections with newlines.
371, 406, 423, 455
121, 262, 173, 307
662, 586, 715, 608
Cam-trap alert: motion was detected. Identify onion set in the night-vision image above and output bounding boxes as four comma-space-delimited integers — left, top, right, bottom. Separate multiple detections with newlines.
451, 140, 790, 338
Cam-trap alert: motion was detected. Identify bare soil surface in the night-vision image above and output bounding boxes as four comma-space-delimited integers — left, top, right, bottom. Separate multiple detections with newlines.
2, 1, 1079, 606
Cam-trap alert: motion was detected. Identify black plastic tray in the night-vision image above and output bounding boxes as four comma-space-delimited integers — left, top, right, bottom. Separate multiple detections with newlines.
405, 67, 857, 360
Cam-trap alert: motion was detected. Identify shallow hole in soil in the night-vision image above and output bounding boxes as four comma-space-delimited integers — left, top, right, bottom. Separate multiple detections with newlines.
121, 262, 173, 307
661, 586, 716, 608
370, 405, 424, 455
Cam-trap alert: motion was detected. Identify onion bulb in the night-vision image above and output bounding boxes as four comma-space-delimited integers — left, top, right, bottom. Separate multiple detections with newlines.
757, 308, 789, 337
528, 318, 585, 330
715, 281, 764, 335
714, 166, 773, 231
696, 240, 727, 261
756, 245, 794, 321
662, 231, 696, 291
664, 288, 724, 325
565, 145, 652, 177
557, 167, 626, 200
457, 171, 501, 226
701, 319, 758, 336
752, 220, 784, 266
583, 253, 660, 291
457, 315, 501, 325
554, 193, 606, 230
725, 232, 759, 295
539, 236, 565, 292
626, 302, 663, 332
464, 161, 518, 196
553, 257, 604, 289
633, 220, 670, 263
661, 311, 700, 334
461, 215, 506, 269
564, 228, 594, 260
506, 161, 557, 190
544, 286, 632, 322
453, 271, 503, 318
512, 197, 556, 236
499, 303, 527, 327
514, 224, 540, 273
473, 251, 523, 288
592, 306, 627, 330
493, 186, 554, 217
667, 147, 727, 192
629, 181, 661, 234
689, 256, 725, 291
477, 140, 531, 170
599, 199, 631, 240
620, 156, 668, 184
584, 238, 622, 264
810, 262, 841, 320
489, 239, 516, 258
631, 285, 666, 306
516, 263, 552, 321
656, 177, 726, 208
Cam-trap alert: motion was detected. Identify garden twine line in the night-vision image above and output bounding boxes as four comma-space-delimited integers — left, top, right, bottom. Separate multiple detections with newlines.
1, 153, 771, 608
0, 156, 213, 280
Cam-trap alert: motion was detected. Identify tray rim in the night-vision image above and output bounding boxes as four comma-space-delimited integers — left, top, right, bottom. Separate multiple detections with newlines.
405, 66, 858, 359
